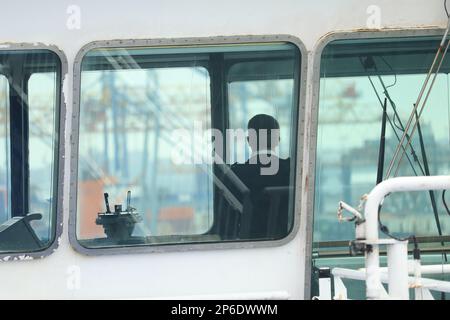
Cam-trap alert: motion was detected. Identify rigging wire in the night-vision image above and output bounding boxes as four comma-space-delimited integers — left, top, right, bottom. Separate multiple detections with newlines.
379, 56, 403, 130
378, 56, 412, 134
380, 56, 398, 89
363, 55, 426, 173
364, 73, 419, 175
415, 110, 446, 257
442, 190, 450, 217
387, 23, 450, 178
360, 54, 448, 267
359, 57, 423, 176
360, 57, 419, 241
379, 5, 449, 276
378, 81, 426, 174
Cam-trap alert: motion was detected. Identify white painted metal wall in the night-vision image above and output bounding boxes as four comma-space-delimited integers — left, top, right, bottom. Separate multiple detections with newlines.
0, 0, 448, 299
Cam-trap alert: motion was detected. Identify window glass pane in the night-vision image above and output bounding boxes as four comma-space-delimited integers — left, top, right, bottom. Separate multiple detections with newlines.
0, 50, 61, 253
314, 36, 450, 245
78, 66, 212, 241
28, 72, 58, 243
77, 43, 300, 249
0, 75, 10, 226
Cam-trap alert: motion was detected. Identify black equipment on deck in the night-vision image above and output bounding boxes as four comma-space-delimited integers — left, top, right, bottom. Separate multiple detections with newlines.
96, 191, 142, 242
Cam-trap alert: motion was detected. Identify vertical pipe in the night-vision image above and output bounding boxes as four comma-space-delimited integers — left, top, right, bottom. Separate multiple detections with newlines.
365, 245, 381, 299
387, 241, 409, 300
413, 258, 423, 300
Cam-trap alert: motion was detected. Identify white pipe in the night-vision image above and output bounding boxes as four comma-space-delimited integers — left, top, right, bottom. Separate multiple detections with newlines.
413, 259, 423, 300
338, 201, 363, 221
333, 268, 373, 281
361, 263, 450, 275
332, 268, 450, 294
387, 242, 409, 299
365, 244, 381, 299
364, 175, 450, 299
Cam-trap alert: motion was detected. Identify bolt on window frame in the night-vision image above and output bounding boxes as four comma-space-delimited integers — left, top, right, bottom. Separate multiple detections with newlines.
69, 35, 308, 256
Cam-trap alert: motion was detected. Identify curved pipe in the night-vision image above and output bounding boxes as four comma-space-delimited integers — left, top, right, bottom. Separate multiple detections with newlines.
364, 175, 450, 299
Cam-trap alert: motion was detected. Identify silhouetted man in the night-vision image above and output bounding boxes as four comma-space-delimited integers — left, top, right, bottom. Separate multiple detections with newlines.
227, 114, 291, 239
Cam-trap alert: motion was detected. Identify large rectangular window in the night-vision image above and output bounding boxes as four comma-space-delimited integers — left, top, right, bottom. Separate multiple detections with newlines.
314, 36, 450, 254
0, 49, 61, 254
75, 41, 301, 249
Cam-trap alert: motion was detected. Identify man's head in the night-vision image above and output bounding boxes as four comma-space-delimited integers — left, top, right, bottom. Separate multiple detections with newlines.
247, 114, 280, 153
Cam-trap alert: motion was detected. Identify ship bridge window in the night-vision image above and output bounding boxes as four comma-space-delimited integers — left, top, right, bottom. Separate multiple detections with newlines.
0, 49, 62, 255
314, 35, 450, 256
74, 40, 301, 250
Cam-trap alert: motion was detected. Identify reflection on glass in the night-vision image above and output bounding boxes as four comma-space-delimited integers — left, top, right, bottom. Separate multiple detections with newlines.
28, 72, 58, 243
77, 43, 300, 248
79, 66, 213, 242
0, 50, 60, 253
315, 37, 450, 244
0, 75, 10, 227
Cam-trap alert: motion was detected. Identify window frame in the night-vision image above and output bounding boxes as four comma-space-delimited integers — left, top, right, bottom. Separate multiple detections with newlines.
69, 35, 307, 256
0, 43, 68, 261
309, 28, 450, 259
